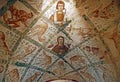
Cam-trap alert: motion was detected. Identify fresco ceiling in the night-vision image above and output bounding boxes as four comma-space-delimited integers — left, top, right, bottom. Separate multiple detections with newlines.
0, 0, 120, 82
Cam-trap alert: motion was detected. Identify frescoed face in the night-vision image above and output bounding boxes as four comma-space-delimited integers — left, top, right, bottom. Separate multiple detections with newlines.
58, 3, 64, 11
56, 1, 65, 11
57, 36, 64, 45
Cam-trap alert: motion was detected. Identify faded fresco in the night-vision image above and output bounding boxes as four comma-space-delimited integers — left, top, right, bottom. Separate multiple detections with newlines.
0, 0, 120, 82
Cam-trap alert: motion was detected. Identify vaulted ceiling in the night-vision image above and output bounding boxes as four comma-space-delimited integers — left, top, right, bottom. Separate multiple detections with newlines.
0, 0, 120, 82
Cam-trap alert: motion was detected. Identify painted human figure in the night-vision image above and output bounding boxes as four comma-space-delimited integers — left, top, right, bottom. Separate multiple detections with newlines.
0, 31, 8, 81
0, 65, 4, 73
29, 22, 48, 42
109, 28, 120, 54
7, 69, 19, 82
50, 0, 67, 26
52, 36, 68, 54
3, 5, 33, 27
52, 60, 65, 76
91, 1, 115, 19
0, 31, 9, 58
25, 72, 40, 82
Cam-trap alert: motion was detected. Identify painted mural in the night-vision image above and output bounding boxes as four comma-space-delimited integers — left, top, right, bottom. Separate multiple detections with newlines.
0, 0, 120, 82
